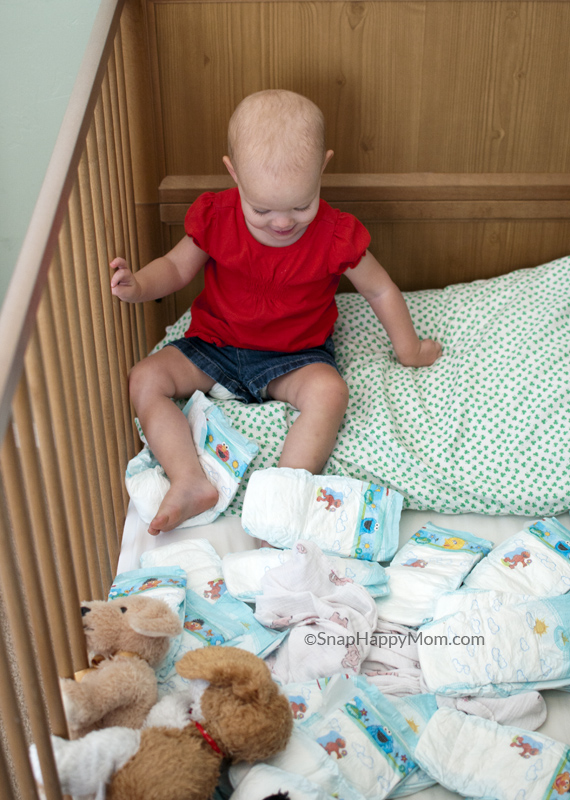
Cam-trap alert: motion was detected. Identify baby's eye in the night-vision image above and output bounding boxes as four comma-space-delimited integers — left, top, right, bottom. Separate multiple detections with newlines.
295, 205, 311, 212
252, 208, 269, 215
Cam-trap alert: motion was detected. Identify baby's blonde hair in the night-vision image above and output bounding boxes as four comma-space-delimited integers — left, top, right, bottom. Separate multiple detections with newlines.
228, 90, 326, 179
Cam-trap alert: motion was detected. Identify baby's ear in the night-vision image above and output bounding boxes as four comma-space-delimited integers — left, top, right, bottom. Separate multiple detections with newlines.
321, 149, 334, 173
222, 156, 238, 184
127, 598, 182, 638
176, 646, 275, 703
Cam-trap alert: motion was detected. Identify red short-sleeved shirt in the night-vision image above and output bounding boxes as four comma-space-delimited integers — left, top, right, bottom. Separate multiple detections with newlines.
183, 188, 370, 352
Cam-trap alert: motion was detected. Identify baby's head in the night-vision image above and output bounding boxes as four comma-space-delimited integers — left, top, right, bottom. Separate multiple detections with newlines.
227, 89, 327, 181
223, 90, 333, 246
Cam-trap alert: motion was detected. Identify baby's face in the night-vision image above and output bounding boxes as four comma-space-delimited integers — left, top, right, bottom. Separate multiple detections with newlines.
236, 167, 322, 248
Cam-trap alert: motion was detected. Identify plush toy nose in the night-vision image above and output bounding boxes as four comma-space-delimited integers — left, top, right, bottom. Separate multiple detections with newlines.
81, 606, 91, 617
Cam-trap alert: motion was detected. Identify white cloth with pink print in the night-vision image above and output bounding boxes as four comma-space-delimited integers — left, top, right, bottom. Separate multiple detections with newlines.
254, 540, 378, 684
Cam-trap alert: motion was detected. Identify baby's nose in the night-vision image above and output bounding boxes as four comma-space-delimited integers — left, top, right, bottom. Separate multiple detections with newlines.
273, 215, 294, 229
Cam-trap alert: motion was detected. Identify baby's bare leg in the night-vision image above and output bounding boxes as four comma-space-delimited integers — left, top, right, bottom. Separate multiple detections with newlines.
129, 347, 218, 535
267, 363, 349, 473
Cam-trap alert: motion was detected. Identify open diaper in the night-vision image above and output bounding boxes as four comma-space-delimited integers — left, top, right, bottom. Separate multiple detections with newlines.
418, 589, 570, 696
298, 674, 422, 800
464, 517, 570, 596
374, 523, 493, 626
242, 467, 403, 560
125, 390, 258, 528
108, 566, 186, 684
415, 706, 570, 800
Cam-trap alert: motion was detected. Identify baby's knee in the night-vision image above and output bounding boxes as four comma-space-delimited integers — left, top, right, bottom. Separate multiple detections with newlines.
127, 357, 171, 403
311, 369, 349, 414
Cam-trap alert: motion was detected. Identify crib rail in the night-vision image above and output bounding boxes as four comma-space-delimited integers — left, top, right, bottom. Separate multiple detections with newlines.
0, 1, 144, 797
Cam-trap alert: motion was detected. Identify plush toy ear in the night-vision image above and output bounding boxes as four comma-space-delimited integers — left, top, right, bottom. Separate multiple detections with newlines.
127, 599, 182, 638
175, 646, 274, 703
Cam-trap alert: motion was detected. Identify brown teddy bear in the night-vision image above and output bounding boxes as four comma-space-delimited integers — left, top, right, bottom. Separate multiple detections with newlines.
60, 595, 182, 739
32, 646, 293, 800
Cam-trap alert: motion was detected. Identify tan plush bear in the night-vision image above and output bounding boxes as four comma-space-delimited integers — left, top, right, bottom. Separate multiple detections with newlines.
60, 595, 182, 739
33, 646, 294, 800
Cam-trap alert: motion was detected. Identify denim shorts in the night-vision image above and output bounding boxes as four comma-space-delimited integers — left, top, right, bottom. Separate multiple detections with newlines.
167, 336, 338, 404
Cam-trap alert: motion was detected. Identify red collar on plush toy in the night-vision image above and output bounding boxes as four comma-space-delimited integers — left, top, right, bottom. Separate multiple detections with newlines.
194, 721, 224, 757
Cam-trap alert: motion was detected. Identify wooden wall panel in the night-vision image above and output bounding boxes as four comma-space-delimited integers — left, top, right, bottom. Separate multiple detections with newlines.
151, 1, 570, 175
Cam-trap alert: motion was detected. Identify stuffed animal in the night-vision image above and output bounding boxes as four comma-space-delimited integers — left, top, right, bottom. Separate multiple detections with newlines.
60, 595, 182, 739
31, 646, 293, 800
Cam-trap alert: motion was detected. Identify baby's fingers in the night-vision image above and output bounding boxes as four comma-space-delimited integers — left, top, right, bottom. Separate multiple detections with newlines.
110, 257, 127, 271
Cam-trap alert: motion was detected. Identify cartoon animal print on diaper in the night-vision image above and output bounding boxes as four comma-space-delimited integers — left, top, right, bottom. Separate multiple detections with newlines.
215, 441, 230, 462
510, 735, 543, 758
553, 772, 570, 795
443, 537, 466, 550
317, 731, 348, 759
501, 548, 532, 570
329, 570, 353, 586
289, 696, 308, 719
183, 617, 225, 645
317, 487, 344, 511
203, 579, 227, 600
402, 558, 428, 568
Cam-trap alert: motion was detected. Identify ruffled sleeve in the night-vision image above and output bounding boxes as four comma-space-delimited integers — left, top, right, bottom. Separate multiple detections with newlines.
328, 211, 371, 274
184, 192, 218, 253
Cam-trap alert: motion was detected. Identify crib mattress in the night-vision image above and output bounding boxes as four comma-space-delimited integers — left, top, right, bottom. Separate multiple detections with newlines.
118, 504, 570, 798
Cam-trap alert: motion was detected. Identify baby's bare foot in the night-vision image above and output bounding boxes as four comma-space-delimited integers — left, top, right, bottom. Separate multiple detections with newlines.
149, 480, 218, 535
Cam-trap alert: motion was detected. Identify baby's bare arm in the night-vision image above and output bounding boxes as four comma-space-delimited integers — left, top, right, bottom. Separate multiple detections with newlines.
346, 251, 442, 367
110, 235, 209, 303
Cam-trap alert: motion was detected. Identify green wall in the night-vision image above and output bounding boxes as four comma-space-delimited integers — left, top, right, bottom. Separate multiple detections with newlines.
0, 0, 101, 309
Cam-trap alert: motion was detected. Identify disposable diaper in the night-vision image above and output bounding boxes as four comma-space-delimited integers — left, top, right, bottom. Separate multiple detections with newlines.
464, 517, 570, 596
418, 589, 570, 696
415, 707, 570, 800
375, 523, 493, 626
241, 467, 403, 560
125, 390, 258, 528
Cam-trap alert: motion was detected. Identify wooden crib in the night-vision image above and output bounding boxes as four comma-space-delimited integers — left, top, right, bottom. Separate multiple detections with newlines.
0, 0, 569, 797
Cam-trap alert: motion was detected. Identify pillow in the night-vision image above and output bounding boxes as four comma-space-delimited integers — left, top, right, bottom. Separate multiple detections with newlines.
144, 255, 570, 516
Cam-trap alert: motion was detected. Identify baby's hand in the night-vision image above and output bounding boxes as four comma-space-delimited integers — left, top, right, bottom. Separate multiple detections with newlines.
399, 338, 442, 368
110, 257, 142, 302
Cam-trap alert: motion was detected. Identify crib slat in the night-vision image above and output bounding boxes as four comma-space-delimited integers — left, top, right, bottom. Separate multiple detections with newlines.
67, 180, 125, 549
100, 70, 141, 372
0, 426, 69, 736
85, 121, 131, 536
78, 149, 128, 540
105, 55, 145, 369
22, 335, 90, 662
0, 620, 42, 800
0, 484, 64, 800
37, 280, 110, 598
114, 25, 147, 363
56, 215, 120, 586
11, 378, 75, 679
24, 326, 94, 602
98, 74, 139, 383
92, 97, 136, 464
47, 242, 115, 590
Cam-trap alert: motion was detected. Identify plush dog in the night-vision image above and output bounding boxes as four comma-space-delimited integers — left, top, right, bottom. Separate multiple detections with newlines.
60, 595, 182, 739
32, 646, 293, 800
